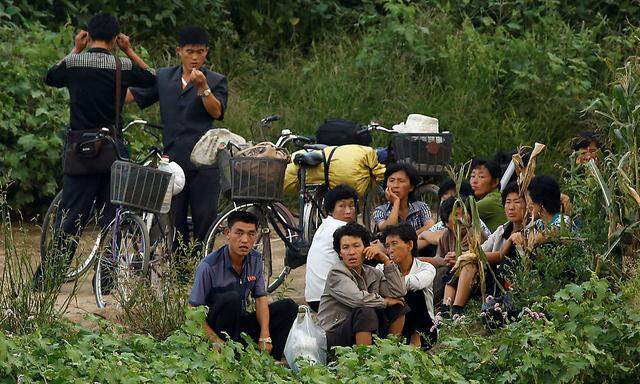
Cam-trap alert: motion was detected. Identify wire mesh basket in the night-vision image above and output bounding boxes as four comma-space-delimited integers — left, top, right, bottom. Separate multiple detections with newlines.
110, 160, 172, 214
230, 157, 288, 202
392, 133, 453, 176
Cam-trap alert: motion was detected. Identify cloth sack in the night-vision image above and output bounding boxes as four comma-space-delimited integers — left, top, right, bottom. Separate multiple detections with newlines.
283, 145, 385, 197
392, 114, 439, 134
165, 161, 185, 196
190, 128, 247, 166
284, 305, 327, 372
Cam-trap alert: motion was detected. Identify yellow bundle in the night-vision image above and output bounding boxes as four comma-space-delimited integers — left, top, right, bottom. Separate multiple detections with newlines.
283, 145, 386, 197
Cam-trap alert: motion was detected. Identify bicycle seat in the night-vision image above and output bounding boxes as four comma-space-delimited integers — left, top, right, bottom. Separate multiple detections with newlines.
294, 151, 324, 167
303, 144, 327, 151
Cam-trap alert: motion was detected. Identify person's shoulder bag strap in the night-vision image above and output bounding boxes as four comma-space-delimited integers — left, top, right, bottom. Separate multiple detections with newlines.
114, 55, 122, 139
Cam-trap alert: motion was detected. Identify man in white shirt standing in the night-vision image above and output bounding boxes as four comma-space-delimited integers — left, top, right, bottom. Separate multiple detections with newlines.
366, 223, 437, 349
305, 185, 359, 312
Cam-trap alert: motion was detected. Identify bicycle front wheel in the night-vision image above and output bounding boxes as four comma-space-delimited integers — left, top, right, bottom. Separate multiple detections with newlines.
203, 202, 298, 293
40, 190, 103, 282
94, 212, 150, 309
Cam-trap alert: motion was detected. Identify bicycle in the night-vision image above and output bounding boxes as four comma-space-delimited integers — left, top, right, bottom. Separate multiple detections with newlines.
40, 120, 166, 284
360, 121, 453, 233
203, 115, 327, 293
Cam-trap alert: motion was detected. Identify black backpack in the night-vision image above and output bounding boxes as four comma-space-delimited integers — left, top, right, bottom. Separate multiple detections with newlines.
316, 118, 372, 146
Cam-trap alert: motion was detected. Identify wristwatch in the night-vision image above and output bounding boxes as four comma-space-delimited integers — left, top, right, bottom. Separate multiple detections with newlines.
200, 88, 212, 98
258, 337, 272, 344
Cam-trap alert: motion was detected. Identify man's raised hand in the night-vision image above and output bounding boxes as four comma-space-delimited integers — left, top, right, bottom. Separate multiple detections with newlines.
116, 33, 132, 54
73, 30, 89, 53
189, 68, 208, 90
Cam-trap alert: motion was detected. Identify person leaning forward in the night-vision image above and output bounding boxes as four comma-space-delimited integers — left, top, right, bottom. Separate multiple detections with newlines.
317, 222, 408, 349
188, 211, 297, 358
36, 13, 155, 286
127, 26, 228, 252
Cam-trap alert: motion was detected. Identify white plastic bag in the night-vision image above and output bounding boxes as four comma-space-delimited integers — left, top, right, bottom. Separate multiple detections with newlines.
283, 305, 327, 372
190, 128, 247, 166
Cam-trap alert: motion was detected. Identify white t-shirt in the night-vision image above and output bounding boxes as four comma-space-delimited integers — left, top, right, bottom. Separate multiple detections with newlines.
304, 216, 348, 302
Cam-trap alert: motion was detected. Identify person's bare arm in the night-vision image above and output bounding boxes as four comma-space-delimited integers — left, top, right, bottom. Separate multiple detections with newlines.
378, 188, 400, 231
484, 251, 503, 264
116, 33, 151, 70
255, 296, 273, 354
189, 69, 223, 119
125, 89, 135, 104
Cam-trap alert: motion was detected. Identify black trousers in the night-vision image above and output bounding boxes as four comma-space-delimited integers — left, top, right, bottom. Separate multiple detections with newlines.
326, 304, 408, 348
404, 290, 437, 347
36, 173, 115, 281
172, 167, 220, 251
205, 291, 298, 360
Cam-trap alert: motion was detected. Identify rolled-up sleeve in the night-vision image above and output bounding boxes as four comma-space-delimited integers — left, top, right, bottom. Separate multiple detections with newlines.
372, 204, 388, 227
210, 75, 228, 120
326, 268, 386, 309
189, 262, 214, 306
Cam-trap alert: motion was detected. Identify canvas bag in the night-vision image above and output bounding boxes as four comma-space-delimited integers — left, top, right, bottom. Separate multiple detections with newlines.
190, 128, 247, 166
283, 305, 327, 372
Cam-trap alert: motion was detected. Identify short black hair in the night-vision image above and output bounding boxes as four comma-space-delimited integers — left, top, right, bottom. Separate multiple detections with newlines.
501, 181, 521, 205
572, 131, 602, 151
87, 13, 119, 42
438, 178, 474, 199
382, 223, 418, 258
178, 26, 209, 46
333, 222, 371, 255
471, 158, 502, 181
227, 210, 259, 229
439, 196, 471, 226
527, 175, 561, 215
383, 163, 421, 201
323, 184, 358, 214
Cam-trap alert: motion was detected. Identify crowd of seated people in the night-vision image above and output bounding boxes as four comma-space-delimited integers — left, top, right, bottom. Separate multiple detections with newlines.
191, 131, 591, 355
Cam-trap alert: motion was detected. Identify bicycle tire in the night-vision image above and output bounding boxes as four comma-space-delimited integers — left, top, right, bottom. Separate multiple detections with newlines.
203, 202, 298, 293
40, 190, 103, 282
302, 189, 325, 244
416, 183, 440, 221
363, 184, 385, 233
94, 212, 150, 309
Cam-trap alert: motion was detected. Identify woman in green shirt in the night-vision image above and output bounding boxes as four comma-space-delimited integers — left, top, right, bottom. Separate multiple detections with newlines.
470, 158, 507, 232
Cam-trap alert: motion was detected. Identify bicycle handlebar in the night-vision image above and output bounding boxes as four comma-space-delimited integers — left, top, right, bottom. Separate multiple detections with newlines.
123, 119, 164, 132
357, 122, 396, 135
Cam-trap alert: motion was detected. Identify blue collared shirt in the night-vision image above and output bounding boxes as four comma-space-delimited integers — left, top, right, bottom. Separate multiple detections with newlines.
189, 245, 267, 310
372, 200, 432, 232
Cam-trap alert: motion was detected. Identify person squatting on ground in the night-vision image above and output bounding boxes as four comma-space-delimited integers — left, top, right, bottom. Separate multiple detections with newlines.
317, 222, 407, 349
441, 182, 525, 314
188, 211, 297, 359
305, 184, 359, 312
366, 223, 438, 348
420, 196, 488, 309
37, 13, 155, 285
372, 163, 435, 236
127, 26, 228, 255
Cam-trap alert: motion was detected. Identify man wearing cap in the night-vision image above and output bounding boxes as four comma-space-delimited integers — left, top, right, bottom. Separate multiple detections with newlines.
127, 26, 228, 253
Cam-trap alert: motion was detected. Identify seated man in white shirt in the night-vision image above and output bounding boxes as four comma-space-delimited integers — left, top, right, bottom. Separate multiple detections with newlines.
366, 223, 437, 349
305, 184, 358, 312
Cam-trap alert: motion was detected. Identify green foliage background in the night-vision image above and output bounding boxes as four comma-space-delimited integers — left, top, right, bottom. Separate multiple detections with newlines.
0, 0, 638, 214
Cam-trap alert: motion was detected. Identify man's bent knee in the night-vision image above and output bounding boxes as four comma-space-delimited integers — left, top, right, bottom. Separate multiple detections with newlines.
352, 307, 378, 333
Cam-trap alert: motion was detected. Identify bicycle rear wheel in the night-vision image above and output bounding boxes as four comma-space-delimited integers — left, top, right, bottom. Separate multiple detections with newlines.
94, 212, 150, 309
40, 190, 103, 282
203, 202, 298, 293
363, 184, 385, 234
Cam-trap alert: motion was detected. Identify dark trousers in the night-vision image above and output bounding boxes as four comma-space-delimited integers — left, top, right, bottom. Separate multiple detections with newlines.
206, 291, 298, 360
404, 290, 437, 347
172, 167, 220, 252
36, 173, 115, 281
326, 304, 407, 348
433, 265, 451, 306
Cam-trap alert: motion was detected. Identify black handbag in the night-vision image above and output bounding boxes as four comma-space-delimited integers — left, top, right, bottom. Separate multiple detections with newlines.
63, 55, 124, 175
315, 118, 372, 146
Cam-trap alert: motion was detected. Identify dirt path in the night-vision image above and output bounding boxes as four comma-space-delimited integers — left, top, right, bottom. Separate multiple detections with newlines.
1, 223, 307, 328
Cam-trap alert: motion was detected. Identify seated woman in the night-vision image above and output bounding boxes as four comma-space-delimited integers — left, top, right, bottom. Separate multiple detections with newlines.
441, 182, 525, 315
572, 131, 602, 165
372, 163, 434, 236
470, 158, 507, 232
305, 184, 358, 312
419, 197, 487, 307
521, 175, 574, 246
418, 179, 491, 250
317, 222, 407, 349
367, 223, 437, 348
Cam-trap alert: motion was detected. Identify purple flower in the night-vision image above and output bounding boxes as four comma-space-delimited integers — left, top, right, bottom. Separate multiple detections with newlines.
485, 295, 494, 303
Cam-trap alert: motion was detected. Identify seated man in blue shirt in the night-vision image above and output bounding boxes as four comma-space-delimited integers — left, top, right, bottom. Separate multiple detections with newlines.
189, 211, 297, 359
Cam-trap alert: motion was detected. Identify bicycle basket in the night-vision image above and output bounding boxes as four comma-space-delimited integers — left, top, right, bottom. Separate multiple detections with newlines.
391, 133, 453, 175
110, 161, 172, 214
230, 156, 288, 202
